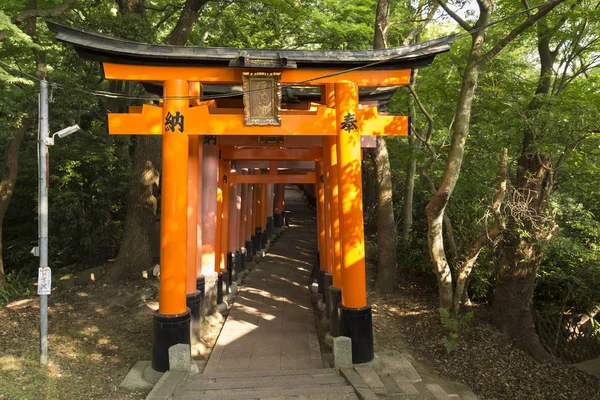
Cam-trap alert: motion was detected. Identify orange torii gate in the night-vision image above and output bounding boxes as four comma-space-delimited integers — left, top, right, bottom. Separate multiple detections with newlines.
49, 22, 453, 372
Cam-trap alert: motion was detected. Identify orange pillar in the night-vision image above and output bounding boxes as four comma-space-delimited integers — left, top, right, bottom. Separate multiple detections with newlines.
254, 169, 263, 252
187, 136, 200, 295
247, 172, 256, 256
201, 136, 219, 315
195, 140, 203, 282
153, 79, 190, 372
239, 173, 248, 250
186, 135, 202, 344
229, 182, 239, 252
219, 159, 230, 288
324, 136, 342, 287
316, 161, 327, 272
274, 183, 285, 227
260, 176, 267, 247
335, 82, 373, 363
216, 158, 228, 273
273, 184, 284, 228
159, 79, 189, 316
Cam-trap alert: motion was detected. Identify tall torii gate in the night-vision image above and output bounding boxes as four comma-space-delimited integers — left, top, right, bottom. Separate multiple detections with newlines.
48, 22, 453, 372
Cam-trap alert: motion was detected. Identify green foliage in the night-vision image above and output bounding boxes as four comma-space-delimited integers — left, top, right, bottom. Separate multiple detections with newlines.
439, 308, 473, 354
536, 196, 600, 314
0, 268, 35, 306
0, 10, 38, 85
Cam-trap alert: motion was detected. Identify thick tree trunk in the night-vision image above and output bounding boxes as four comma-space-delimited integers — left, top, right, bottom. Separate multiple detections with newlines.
491, 19, 560, 361
492, 153, 554, 361
166, 0, 209, 45
373, 0, 391, 49
105, 0, 203, 282
426, 20, 488, 310
102, 136, 161, 281
371, 137, 398, 293
400, 135, 417, 243
371, 0, 398, 294
0, 122, 30, 287
103, 0, 159, 282
453, 148, 507, 313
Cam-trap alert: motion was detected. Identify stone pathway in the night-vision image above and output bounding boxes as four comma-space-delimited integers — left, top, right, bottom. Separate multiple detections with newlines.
203, 187, 323, 373
145, 187, 479, 400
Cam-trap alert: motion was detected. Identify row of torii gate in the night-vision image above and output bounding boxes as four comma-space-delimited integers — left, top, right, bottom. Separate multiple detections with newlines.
49, 22, 453, 372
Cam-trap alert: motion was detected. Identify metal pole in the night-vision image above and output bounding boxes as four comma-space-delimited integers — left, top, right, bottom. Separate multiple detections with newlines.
39, 79, 49, 365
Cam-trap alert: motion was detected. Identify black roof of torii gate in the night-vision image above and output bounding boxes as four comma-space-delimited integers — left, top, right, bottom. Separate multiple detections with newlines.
47, 22, 456, 71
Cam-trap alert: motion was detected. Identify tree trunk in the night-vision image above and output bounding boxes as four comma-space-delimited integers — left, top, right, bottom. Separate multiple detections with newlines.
400, 135, 417, 244
492, 153, 554, 361
166, 0, 209, 45
371, 0, 397, 294
453, 148, 508, 313
105, 0, 204, 282
491, 19, 560, 361
426, 18, 489, 310
102, 136, 161, 281
371, 137, 398, 293
373, 0, 391, 49
0, 122, 31, 287
103, 0, 160, 282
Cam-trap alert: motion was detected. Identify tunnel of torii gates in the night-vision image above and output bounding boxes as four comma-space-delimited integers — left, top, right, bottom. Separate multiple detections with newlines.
49, 22, 454, 372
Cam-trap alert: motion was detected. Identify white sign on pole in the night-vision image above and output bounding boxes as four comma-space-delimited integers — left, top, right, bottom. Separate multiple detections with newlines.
37, 267, 51, 295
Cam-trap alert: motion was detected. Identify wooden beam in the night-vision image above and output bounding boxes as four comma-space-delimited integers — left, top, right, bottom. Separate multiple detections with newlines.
108, 104, 408, 137
230, 172, 316, 184
235, 161, 315, 169
103, 63, 411, 86
222, 147, 322, 161
216, 135, 377, 148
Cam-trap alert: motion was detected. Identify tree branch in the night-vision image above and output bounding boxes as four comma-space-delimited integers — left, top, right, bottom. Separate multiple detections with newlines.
452, 147, 508, 313
14, 0, 76, 24
145, 3, 183, 12
478, 0, 567, 66
407, 85, 434, 143
435, 0, 472, 31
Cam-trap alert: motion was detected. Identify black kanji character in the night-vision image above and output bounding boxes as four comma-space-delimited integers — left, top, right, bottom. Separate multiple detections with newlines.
165, 111, 184, 132
203, 135, 217, 145
341, 112, 358, 133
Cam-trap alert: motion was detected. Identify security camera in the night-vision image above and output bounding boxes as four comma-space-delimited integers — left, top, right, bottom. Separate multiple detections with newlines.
46, 124, 81, 146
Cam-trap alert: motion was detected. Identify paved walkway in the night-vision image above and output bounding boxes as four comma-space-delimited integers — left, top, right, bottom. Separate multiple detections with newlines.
145, 187, 480, 400
203, 187, 323, 373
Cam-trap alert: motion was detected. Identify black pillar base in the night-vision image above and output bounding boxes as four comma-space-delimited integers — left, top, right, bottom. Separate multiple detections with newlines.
196, 276, 205, 298
235, 250, 242, 275
339, 305, 374, 364
267, 216, 274, 231
241, 248, 248, 270
245, 241, 253, 260
316, 259, 324, 295
222, 270, 230, 296
254, 227, 262, 250
251, 235, 259, 254
226, 252, 234, 283
217, 272, 224, 304
274, 213, 283, 228
261, 230, 267, 247
186, 291, 202, 345
152, 309, 191, 372
328, 286, 342, 337
323, 273, 333, 317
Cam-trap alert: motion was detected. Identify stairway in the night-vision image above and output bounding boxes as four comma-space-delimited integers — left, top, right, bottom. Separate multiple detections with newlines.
162, 368, 360, 400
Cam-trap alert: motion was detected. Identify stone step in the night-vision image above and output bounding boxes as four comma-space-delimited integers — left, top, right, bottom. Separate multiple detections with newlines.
174, 384, 358, 400
199, 368, 339, 379
184, 374, 347, 390
167, 368, 360, 400
426, 383, 458, 400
